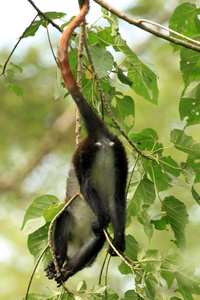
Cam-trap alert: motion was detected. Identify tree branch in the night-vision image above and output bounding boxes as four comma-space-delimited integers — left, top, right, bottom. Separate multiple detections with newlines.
27, 0, 62, 32
93, 0, 200, 53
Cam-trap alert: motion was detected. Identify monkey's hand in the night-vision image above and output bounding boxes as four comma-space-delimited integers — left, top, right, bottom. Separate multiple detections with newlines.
44, 261, 57, 280
55, 268, 73, 287
108, 232, 125, 256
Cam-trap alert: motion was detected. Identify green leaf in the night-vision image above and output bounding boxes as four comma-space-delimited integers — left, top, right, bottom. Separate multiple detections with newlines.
89, 43, 114, 78
179, 80, 200, 127
187, 156, 200, 183
180, 47, 200, 88
124, 290, 138, 300
108, 78, 130, 92
191, 187, 200, 205
129, 177, 155, 218
112, 94, 135, 133
145, 273, 159, 299
147, 160, 169, 192
21, 195, 59, 230
10, 83, 23, 96
114, 35, 158, 104
102, 8, 118, 36
4, 80, 23, 96
160, 156, 180, 177
170, 129, 200, 158
169, 3, 200, 51
134, 178, 156, 205
161, 266, 175, 289
24, 20, 44, 38
27, 224, 49, 261
9, 62, 23, 73
138, 249, 161, 273
130, 128, 159, 152
163, 249, 182, 266
165, 172, 191, 189
151, 214, 168, 231
117, 67, 133, 87
23, 216, 46, 235
91, 284, 107, 294
118, 234, 138, 275
89, 26, 115, 47
44, 12, 66, 20
125, 234, 139, 261
138, 204, 154, 242
175, 265, 200, 296
180, 162, 195, 185
162, 196, 189, 249
77, 280, 87, 293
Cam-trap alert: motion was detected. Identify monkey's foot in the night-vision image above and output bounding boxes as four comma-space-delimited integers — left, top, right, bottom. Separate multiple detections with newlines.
107, 233, 125, 256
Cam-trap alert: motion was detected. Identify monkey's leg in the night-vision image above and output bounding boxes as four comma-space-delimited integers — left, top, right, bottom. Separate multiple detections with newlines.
56, 234, 106, 285
81, 181, 111, 234
45, 210, 70, 279
108, 194, 126, 256
108, 141, 127, 256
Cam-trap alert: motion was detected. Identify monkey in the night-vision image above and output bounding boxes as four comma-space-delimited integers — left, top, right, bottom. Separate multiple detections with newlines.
45, 0, 128, 284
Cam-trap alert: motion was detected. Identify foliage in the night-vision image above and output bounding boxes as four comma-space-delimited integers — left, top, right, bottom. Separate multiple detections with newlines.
2, 1, 200, 300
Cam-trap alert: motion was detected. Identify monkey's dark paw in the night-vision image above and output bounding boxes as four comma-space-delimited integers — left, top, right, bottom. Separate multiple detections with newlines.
44, 261, 57, 280
108, 233, 125, 256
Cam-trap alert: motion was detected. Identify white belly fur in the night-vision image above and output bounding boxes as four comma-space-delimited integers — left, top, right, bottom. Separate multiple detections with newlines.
91, 146, 115, 210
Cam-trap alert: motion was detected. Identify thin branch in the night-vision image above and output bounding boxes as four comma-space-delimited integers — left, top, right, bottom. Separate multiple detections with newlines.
75, 20, 86, 147
1, 15, 38, 75
93, 0, 200, 53
99, 252, 109, 284
27, 0, 62, 32
45, 19, 58, 66
103, 229, 135, 271
25, 245, 48, 300
140, 19, 200, 46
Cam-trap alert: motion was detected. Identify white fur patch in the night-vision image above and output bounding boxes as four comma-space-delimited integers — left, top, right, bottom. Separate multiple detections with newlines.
91, 146, 115, 210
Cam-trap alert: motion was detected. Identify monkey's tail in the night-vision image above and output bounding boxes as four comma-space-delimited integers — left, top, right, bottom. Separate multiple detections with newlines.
58, 0, 89, 100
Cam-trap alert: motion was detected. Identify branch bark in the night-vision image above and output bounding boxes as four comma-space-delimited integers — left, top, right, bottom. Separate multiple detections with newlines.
94, 0, 200, 53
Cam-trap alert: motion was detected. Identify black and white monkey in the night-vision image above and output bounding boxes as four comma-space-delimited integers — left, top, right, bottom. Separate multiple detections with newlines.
45, 0, 128, 284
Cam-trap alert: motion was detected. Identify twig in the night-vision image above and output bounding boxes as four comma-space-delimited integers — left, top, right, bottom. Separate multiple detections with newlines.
93, 0, 200, 53
25, 245, 49, 300
27, 0, 62, 32
103, 229, 135, 271
45, 19, 58, 66
75, 19, 86, 147
99, 252, 109, 284
1, 15, 38, 75
104, 255, 111, 299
